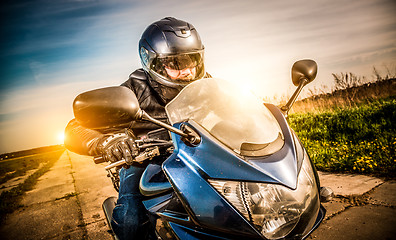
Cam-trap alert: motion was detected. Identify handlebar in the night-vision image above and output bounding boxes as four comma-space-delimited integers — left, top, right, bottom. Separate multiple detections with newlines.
103, 146, 160, 170
93, 138, 172, 170
93, 156, 106, 164
105, 159, 127, 170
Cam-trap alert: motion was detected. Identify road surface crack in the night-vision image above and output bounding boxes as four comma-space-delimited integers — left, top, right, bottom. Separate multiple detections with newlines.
66, 151, 88, 239
323, 182, 394, 221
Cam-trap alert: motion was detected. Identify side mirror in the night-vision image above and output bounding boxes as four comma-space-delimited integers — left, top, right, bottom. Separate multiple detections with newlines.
281, 59, 317, 117
292, 59, 317, 86
72, 86, 191, 140
73, 86, 142, 129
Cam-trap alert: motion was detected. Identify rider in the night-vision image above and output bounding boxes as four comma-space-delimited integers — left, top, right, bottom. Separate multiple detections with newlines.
64, 17, 211, 239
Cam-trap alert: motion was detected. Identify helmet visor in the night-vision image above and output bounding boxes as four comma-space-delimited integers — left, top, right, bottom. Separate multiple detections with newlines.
151, 51, 204, 83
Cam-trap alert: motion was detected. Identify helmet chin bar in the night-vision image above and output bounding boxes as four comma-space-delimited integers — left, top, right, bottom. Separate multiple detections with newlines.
147, 68, 206, 104
149, 69, 191, 89
145, 74, 184, 104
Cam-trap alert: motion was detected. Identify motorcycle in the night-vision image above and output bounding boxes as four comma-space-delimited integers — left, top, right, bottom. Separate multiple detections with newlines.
72, 60, 330, 239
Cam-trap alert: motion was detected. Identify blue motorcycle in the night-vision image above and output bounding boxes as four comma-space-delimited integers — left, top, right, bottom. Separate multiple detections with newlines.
73, 60, 327, 239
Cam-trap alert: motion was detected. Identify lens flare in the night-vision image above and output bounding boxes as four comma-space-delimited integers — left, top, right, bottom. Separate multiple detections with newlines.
57, 132, 65, 143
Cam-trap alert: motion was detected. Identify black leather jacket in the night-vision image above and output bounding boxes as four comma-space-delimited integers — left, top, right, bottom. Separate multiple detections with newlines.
64, 68, 210, 156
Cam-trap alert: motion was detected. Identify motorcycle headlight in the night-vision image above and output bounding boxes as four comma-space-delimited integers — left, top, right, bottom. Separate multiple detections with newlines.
208, 153, 319, 239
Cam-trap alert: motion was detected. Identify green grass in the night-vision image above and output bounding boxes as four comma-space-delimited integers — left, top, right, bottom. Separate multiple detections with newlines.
0, 149, 65, 223
289, 96, 396, 178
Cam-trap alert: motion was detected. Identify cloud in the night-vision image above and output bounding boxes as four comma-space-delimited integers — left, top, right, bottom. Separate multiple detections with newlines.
1, 0, 395, 153
0, 80, 112, 153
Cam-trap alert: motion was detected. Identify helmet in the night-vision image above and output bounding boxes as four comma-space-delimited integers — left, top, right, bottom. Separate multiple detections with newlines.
139, 17, 205, 103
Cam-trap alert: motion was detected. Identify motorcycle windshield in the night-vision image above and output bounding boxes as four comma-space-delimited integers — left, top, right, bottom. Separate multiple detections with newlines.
165, 78, 284, 157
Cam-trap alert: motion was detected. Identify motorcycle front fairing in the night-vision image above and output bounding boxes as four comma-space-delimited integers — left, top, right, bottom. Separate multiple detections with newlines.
141, 78, 325, 239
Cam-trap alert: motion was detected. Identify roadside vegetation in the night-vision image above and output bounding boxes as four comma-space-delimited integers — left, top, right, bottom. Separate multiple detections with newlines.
0, 147, 65, 223
289, 97, 395, 177
0, 145, 65, 185
287, 66, 396, 178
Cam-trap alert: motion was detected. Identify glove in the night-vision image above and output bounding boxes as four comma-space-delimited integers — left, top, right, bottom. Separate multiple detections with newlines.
98, 132, 139, 164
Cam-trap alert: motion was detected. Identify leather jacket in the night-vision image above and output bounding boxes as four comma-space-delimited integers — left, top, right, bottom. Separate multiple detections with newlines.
64, 68, 211, 156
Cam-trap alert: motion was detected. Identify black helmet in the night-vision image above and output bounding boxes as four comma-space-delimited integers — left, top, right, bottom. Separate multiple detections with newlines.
139, 17, 205, 103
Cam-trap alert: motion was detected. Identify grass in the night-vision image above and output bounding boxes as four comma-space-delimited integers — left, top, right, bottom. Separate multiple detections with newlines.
289, 96, 396, 178
0, 149, 65, 223
0, 147, 65, 185
292, 78, 395, 114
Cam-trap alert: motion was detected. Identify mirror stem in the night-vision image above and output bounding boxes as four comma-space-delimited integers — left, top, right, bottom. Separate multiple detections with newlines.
140, 111, 189, 138
281, 78, 308, 117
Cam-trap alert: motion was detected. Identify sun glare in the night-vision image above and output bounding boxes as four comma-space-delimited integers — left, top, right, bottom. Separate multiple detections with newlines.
57, 132, 65, 143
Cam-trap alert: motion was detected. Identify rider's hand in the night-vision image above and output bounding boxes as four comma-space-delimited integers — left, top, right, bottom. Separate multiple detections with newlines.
98, 132, 139, 164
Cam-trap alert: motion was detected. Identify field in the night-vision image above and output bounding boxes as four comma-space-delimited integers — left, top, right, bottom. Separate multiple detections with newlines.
0, 146, 65, 223
0, 145, 65, 185
288, 78, 396, 178
292, 77, 395, 113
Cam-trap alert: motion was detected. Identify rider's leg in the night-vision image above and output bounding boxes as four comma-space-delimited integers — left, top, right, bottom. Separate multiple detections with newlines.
111, 164, 148, 240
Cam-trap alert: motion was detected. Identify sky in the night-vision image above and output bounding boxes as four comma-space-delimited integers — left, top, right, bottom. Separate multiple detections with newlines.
0, 0, 395, 153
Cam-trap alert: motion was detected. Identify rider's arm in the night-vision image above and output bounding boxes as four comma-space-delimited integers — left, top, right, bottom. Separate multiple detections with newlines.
64, 70, 152, 160
64, 118, 105, 156
64, 74, 138, 156
64, 119, 138, 163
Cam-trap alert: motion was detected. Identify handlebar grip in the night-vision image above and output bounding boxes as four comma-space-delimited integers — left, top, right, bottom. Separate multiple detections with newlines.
93, 156, 106, 164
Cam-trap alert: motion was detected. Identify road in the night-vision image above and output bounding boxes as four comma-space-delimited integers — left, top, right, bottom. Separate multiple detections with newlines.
311, 172, 396, 240
0, 150, 117, 239
0, 151, 395, 239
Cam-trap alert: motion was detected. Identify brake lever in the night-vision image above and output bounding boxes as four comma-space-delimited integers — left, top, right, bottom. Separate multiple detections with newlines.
134, 146, 160, 163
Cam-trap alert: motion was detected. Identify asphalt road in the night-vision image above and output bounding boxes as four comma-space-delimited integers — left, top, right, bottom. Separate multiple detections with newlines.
0, 151, 117, 239
311, 173, 396, 240
0, 151, 395, 239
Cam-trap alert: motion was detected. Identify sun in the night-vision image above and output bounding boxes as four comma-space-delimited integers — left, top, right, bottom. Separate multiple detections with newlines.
57, 132, 65, 143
